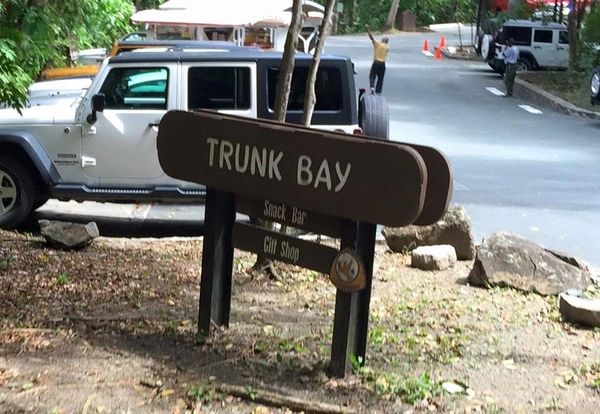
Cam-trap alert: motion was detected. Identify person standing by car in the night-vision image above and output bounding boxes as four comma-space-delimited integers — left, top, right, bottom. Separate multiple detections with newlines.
367, 29, 389, 94
503, 38, 519, 97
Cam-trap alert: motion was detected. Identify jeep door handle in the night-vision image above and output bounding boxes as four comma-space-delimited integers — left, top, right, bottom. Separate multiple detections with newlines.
148, 122, 160, 127
533, 46, 541, 49
557, 47, 565, 50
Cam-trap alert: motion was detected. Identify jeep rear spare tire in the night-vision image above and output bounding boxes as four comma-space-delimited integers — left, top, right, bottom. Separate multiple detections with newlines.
360, 94, 389, 140
480, 34, 495, 61
0, 155, 35, 229
591, 66, 600, 101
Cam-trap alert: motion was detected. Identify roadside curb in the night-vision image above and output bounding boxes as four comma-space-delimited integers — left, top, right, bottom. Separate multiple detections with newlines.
515, 78, 600, 120
441, 45, 600, 120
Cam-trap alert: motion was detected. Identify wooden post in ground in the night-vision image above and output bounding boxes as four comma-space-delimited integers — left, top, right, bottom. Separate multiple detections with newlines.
330, 220, 377, 377
198, 188, 236, 337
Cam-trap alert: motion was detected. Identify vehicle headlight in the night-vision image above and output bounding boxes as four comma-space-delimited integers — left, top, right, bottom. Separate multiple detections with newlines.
591, 72, 600, 97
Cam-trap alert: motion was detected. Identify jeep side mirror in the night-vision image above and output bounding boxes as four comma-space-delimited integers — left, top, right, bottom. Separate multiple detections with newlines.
87, 93, 105, 124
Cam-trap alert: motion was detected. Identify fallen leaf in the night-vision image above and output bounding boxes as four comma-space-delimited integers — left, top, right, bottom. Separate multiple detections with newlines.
161, 388, 175, 398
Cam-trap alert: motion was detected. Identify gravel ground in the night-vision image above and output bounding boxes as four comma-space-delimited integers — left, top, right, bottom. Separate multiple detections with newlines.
1, 229, 599, 413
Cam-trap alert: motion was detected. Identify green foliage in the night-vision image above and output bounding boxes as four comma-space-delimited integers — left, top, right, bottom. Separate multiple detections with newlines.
0, 257, 9, 271
188, 381, 217, 403
56, 273, 70, 285
277, 339, 305, 353
581, 7, 600, 69
340, 0, 478, 33
244, 385, 257, 401
353, 362, 441, 404
582, 7, 600, 44
0, 0, 137, 109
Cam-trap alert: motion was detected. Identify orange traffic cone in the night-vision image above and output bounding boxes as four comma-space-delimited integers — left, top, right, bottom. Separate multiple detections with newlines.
438, 36, 446, 49
422, 39, 430, 52
434, 46, 442, 60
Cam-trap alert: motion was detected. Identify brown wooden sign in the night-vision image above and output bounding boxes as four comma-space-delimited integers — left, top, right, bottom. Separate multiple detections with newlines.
224, 113, 453, 226
232, 222, 338, 274
236, 196, 342, 238
158, 110, 428, 227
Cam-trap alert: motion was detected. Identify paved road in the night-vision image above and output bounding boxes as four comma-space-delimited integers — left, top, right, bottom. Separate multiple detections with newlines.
325, 25, 600, 266
36, 25, 600, 266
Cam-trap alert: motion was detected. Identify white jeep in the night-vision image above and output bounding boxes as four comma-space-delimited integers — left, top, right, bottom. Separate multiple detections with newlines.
0, 46, 388, 229
480, 19, 569, 74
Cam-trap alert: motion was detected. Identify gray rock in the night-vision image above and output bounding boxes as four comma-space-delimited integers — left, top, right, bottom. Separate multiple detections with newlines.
468, 232, 591, 296
558, 293, 600, 328
411, 245, 457, 271
382, 206, 475, 260
39, 220, 99, 250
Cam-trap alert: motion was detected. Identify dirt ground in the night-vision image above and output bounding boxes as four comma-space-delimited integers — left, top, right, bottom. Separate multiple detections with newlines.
1, 229, 599, 413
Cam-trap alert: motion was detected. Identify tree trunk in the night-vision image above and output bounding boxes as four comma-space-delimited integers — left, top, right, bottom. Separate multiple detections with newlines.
346, 0, 356, 28
273, 0, 305, 121
302, 0, 337, 126
253, 0, 304, 273
384, 0, 400, 31
567, 10, 578, 69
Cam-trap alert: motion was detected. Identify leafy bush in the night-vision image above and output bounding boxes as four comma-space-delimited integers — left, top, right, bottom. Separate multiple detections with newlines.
581, 7, 600, 70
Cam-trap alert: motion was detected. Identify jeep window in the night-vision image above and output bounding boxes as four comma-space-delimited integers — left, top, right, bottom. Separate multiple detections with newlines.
267, 66, 343, 111
99, 67, 168, 109
533, 29, 553, 43
501, 27, 531, 46
187, 67, 250, 111
559, 31, 568, 44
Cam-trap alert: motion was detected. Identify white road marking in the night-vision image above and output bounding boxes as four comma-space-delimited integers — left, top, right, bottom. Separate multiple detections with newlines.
422, 51, 434, 57
519, 104, 543, 114
486, 87, 505, 96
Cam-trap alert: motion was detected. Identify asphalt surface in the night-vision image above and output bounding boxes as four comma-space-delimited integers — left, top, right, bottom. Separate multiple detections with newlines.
326, 24, 600, 266
36, 24, 600, 266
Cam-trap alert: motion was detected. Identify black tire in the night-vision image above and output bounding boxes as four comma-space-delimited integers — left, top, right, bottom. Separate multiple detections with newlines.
475, 32, 483, 56
360, 94, 389, 140
33, 196, 49, 211
516, 58, 533, 73
590, 66, 600, 101
0, 155, 36, 229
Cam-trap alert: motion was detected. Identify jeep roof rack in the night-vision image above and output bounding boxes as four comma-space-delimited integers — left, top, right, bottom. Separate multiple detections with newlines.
501, 19, 567, 29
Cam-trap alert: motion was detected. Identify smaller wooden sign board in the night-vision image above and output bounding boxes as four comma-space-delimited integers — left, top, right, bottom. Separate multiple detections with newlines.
236, 196, 342, 238
232, 222, 338, 275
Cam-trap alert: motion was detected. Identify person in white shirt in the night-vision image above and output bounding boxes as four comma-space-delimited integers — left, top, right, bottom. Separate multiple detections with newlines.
503, 38, 519, 97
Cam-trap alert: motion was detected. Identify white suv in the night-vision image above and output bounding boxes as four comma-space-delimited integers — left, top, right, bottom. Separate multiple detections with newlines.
0, 47, 388, 229
480, 19, 569, 74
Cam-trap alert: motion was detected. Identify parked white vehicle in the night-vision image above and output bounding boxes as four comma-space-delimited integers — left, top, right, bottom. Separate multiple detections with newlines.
0, 46, 386, 229
480, 20, 569, 74
26, 77, 93, 107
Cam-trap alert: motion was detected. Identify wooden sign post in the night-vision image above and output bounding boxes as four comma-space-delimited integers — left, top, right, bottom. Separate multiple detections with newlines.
157, 110, 453, 377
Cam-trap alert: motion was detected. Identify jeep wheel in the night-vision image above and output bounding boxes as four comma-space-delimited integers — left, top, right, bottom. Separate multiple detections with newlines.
516, 58, 533, 73
0, 155, 35, 229
360, 94, 389, 140
591, 66, 600, 101
33, 196, 49, 211
480, 34, 495, 61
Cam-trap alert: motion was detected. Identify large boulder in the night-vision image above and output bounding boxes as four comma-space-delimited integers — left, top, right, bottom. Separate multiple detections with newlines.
39, 220, 99, 250
382, 206, 475, 260
468, 232, 591, 296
